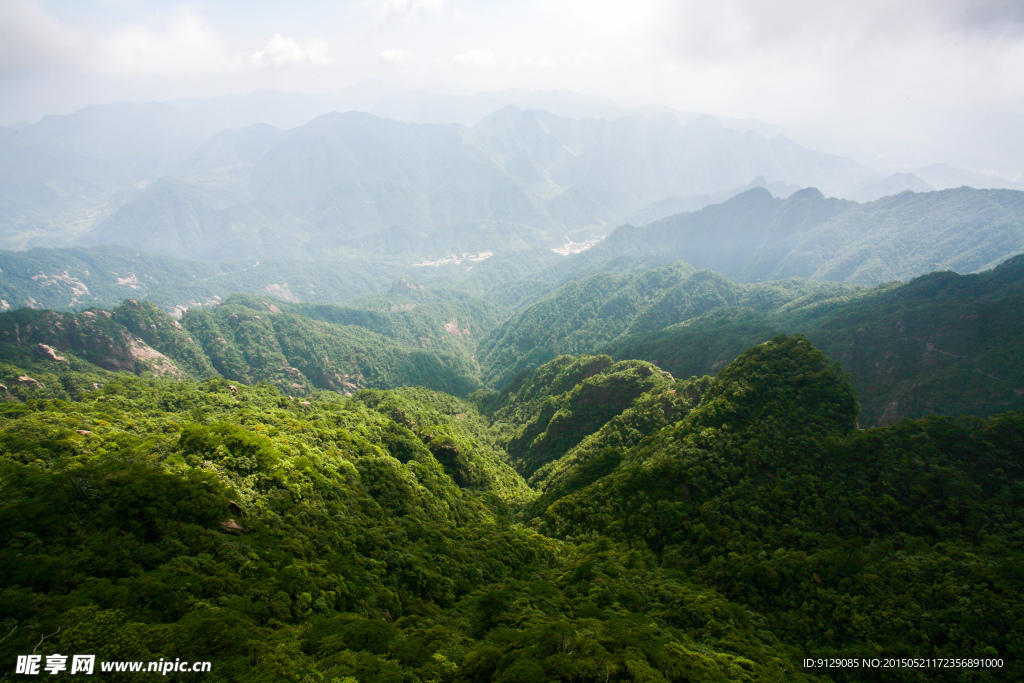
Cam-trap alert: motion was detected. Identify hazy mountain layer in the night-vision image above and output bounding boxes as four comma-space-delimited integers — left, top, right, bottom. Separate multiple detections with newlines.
0, 246, 447, 312
591, 185, 1024, 284
3, 101, 881, 260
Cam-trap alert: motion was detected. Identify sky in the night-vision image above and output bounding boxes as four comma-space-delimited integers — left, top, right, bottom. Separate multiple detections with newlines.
2, 0, 1023, 173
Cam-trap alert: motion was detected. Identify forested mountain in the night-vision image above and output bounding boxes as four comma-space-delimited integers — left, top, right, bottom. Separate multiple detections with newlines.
4, 181, 1024, 316
474, 253, 1024, 426
3, 249, 1023, 429
0, 295, 492, 398
1, 333, 1019, 681
476, 263, 865, 387
3, 101, 1024, 680
606, 254, 1024, 425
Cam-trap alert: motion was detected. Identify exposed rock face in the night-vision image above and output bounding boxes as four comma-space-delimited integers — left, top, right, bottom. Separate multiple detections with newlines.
264, 284, 300, 303
443, 318, 471, 338
35, 343, 68, 362
17, 375, 42, 387
127, 337, 182, 378
391, 277, 424, 293
219, 519, 248, 535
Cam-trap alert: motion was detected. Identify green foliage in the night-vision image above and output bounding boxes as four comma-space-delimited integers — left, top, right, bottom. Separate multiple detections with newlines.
535, 337, 1023, 682
489, 355, 676, 479
477, 263, 700, 388
1, 263, 1023, 681
0, 360, 826, 682
478, 263, 863, 389
607, 256, 1024, 426
182, 297, 485, 397
113, 298, 217, 378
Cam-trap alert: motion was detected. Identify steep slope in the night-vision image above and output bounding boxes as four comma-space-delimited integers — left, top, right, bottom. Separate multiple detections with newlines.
478, 263, 698, 386
181, 296, 485, 396
488, 354, 676, 478
610, 254, 1024, 425
531, 336, 1024, 676
478, 262, 860, 388
0, 307, 184, 377
111, 299, 217, 378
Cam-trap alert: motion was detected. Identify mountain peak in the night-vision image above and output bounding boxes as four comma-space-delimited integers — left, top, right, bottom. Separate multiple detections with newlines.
690, 334, 858, 439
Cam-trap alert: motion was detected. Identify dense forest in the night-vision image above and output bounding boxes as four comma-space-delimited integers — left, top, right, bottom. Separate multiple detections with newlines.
0, 330, 1021, 681
4, 15, 1023, 680
1, 205, 1023, 680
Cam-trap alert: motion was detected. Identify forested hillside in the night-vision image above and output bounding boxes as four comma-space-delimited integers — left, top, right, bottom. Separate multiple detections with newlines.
0, 295, 488, 399
607, 254, 1024, 425
4, 250, 1023, 428
1, 335, 1019, 681
4, 9, 1024, 681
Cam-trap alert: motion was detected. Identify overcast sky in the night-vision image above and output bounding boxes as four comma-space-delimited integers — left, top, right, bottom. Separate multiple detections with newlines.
2, 0, 1023, 159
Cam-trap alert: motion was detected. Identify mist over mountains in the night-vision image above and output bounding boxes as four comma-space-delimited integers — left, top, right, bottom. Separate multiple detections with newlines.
6, 87, 1021, 267
2, 99, 874, 260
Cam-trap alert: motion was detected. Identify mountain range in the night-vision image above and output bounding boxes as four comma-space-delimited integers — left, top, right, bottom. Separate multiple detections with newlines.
2, 245, 1022, 429
3, 183, 1024, 317
0, 96, 919, 260
4, 86, 1024, 683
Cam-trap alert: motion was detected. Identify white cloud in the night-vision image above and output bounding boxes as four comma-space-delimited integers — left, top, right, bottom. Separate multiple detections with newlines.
3, 0, 1024, 164
101, 10, 236, 76
249, 34, 332, 70
379, 49, 413, 65
0, 3, 332, 78
0, 0, 86, 72
454, 49, 496, 66
376, 0, 444, 22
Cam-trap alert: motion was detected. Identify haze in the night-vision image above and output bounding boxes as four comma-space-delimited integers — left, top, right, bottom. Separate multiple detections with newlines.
2, 0, 1024, 178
